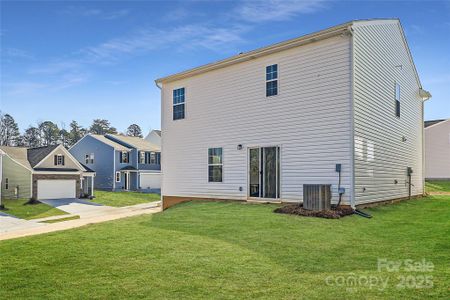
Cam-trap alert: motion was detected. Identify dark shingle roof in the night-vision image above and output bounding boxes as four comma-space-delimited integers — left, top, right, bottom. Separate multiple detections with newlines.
425, 119, 447, 128
80, 163, 95, 173
119, 165, 138, 171
27, 145, 59, 167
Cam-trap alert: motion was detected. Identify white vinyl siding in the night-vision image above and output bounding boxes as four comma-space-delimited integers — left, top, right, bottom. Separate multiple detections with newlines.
425, 120, 450, 179
352, 21, 424, 204
161, 35, 353, 204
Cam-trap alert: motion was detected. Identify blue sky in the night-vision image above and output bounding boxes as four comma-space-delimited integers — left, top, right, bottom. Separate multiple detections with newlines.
1, 0, 449, 134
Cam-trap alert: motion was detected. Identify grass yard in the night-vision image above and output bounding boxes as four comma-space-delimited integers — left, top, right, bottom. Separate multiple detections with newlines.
426, 180, 450, 194
91, 190, 160, 207
1, 195, 449, 299
0, 199, 67, 220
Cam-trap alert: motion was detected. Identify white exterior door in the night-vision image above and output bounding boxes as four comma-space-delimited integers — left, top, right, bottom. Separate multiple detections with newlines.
37, 180, 76, 200
139, 173, 161, 189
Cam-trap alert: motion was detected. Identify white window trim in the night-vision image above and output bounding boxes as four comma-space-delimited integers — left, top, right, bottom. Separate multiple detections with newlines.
266, 64, 279, 98
85, 154, 90, 164
90, 153, 94, 164
56, 154, 64, 165
173, 87, 186, 120
115, 172, 121, 182
208, 147, 223, 183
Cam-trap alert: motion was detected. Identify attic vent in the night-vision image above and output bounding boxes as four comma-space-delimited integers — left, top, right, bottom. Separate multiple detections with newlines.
303, 184, 331, 211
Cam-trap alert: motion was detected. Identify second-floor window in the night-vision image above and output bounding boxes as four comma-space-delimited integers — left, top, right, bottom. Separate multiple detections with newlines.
85, 153, 94, 164
119, 151, 129, 163
266, 64, 278, 97
139, 151, 145, 164
395, 83, 401, 118
54, 154, 65, 166
173, 87, 185, 120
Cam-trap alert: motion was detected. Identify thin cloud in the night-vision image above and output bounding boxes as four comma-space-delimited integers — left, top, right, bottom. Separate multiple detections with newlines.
1, 47, 34, 60
61, 6, 130, 20
235, 0, 328, 23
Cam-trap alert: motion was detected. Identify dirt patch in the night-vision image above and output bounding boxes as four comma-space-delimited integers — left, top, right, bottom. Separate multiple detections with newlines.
274, 204, 354, 219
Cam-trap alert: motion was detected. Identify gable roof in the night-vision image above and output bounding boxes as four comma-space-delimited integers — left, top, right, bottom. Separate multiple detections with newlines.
27, 145, 59, 168
106, 134, 159, 151
0, 146, 32, 170
153, 130, 161, 137
155, 19, 425, 93
88, 134, 131, 151
425, 119, 449, 128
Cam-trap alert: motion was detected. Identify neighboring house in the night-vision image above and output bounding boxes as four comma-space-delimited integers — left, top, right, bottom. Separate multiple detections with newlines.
0, 145, 95, 200
425, 119, 450, 179
69, 134, 161, 192
155, 19, 431, 210
145, 129, 161, 148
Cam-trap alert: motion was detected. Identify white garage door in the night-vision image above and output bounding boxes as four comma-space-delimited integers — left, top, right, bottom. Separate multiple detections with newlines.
37, 180, 76, 200
139, 173, 161, 189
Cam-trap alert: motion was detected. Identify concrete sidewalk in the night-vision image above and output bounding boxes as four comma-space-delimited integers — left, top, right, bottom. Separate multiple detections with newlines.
0, 202, 162, 241
0, 212, 45, 234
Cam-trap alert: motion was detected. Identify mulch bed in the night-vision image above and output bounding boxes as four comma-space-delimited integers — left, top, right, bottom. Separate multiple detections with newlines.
274, 204, 354, 219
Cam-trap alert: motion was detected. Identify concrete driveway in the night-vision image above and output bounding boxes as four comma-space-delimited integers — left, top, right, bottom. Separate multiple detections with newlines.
0, 212, 44, 233
39, 199, 121, 218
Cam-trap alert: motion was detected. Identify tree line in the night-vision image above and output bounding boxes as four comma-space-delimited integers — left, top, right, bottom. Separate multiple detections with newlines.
0, 112, 144, 148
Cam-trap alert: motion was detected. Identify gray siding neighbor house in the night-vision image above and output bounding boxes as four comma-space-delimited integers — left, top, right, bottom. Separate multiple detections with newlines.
69, 134, 161, 192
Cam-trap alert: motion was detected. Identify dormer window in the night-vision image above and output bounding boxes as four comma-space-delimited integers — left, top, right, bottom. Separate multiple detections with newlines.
54, 154, 65, 166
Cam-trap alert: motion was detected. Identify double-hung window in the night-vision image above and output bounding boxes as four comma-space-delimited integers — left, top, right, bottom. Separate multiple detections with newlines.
115, 172, 121, 182
208, 148, 223, 182
395, 83, 401, 118
173, 87, 185, 120
85, 154, 90, 164
150, 152, 156, 164
120, 151, 129, 163
89, 153, 94, 164
266, 64, 278, 97
139, 151, 145, 164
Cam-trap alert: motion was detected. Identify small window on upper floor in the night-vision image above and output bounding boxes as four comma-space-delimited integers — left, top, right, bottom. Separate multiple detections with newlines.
90, 153, 94, 164
139, 151, 145, 164
54, 154, 65, 166
173, 87, 185, 120
266, 64, 278, 97
85, 154, 90, 164
120, 151, 129, 163
5, 178, 9, 190
395, 83, 401, 118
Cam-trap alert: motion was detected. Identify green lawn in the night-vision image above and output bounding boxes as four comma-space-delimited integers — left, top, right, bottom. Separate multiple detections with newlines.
90, 190, 160, 207
426, 180, 450, 193
1, 199, 67, 220
1, 196, 449, 299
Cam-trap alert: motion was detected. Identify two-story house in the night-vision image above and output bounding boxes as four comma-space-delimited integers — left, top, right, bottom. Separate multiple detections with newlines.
0, 145, 95, 200
155, 19, 431, 210
69, 134, 161, 192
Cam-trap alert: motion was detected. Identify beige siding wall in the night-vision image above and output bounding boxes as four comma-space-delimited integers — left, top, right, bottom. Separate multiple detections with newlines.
1, 155, 32, 199
352, 21, 424, 204
425, 121, 450, 179
38, 148, 80, 169
161, 35, 353, 204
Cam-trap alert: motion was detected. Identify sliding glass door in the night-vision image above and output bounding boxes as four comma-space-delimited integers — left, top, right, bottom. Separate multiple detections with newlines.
248, 146, 280, 199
